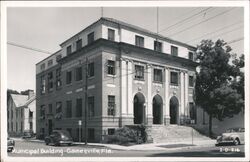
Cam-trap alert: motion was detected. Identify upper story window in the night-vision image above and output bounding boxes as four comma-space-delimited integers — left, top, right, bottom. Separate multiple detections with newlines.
75, 66, 83, 81
67, 45, 72, 55
88, 62, 94, 77
108, 28, 115, 41
48, 59, 53, 67
170, 71, 178, 85
56, 102, 62, 114
48, 104, 53, 114
66, 71, 72, 84
66, 100, 72, 118
56, 68, 62, 89
75, 98, 82, 117
154, 41, 162, 52
48, 72, 53, 92
135, 35, 144, 47
56, 54, 62, 61
88, 96, 95, 117
29, 110, 33, 117
189, 75, 194, 87
87, 32, 95, 44
40, 75, 46, 94
171, 46, 178, 56
40, 105, 45, 118
153, 69, 163, 82
108, 95, 115, 116
40, 63, 45, 70
188, 52, 194, 61
135, 65, 144, 80
76, 39, 82, 51
107, 60, 116, 75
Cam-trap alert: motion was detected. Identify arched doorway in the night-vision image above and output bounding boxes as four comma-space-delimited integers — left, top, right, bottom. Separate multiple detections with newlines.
153, 95, 163, 124
170, 96, 179, 124
133, 92, 146, 124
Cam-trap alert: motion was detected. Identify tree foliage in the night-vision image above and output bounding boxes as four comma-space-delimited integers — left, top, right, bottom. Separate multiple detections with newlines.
195, 39, 244, 136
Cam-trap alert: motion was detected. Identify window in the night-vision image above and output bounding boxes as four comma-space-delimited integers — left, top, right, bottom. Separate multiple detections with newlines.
56, 54, 62, 61
16, 122, 18, 132
189, 102, 196, 124
21, 109, 23, 118
40, 105, 45, 118
76, 39, 82, 51
154, 41, 162, 52
67, 45, 72, 55
153, 69, 163, 82
170, 72, 178, 85
135, 65, 144, 80
87, 32, 94, 44
107, 60, 115, 75
41, 75, 46, 94
88, 96, 94, 117
48, 104, 52, 114
11, 110, 13, 119
66, 100, 72, 118
48, 72, 53, 91
56, 68, 62, 89
189, 76, 194, 87
30, 122, 33, 130
88, 62, 94, 77
66, 71, 72, 84
188, 52, 194, 60
108, 96, 115, 116
108, 129, 115, 135
108, 29, 115, 41
56, 102, 62, 113
75, 66, 82, 81
88, 128, 95, 140
171, 46, 178, 56
16, 110, 18, 118
48, 59, 53, 67
135, 35, 144, 47
40, 63, 45, 70
76, 98, 82, 117
29, 110, 33, 118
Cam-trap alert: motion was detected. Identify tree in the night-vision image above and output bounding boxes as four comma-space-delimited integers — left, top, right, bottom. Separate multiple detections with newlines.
195, 39, 244, 137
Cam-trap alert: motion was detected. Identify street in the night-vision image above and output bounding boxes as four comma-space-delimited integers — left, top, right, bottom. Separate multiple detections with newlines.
8, 139, 245, 157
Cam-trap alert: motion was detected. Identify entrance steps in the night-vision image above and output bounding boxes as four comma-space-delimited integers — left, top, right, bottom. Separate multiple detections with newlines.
149, 124, 211, 143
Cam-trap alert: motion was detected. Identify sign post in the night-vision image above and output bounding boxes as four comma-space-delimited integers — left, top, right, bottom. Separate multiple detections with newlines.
78, 120, 82, 142
191, 119, 195, 145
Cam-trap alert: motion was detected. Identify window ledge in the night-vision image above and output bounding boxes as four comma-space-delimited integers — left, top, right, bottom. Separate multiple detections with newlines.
88, 76, 95, 80
107, 74, 116, 78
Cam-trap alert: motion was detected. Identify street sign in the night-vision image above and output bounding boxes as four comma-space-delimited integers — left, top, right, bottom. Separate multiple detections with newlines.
78, 120, 82, 125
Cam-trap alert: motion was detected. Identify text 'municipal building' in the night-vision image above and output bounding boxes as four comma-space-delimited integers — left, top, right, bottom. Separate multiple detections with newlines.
36, 17, 198, 142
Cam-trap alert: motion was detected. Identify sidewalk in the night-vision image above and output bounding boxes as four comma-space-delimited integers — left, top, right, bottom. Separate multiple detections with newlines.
14, 137, 216, 151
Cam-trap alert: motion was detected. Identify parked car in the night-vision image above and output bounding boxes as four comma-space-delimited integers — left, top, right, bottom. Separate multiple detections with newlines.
7, 137, 15, 152
45, 130, 73, 146
22, 130, 35, 139
216, 127, 245, 146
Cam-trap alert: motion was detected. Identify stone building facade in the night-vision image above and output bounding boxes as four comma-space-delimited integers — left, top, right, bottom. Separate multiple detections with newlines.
36, 17, 198, 142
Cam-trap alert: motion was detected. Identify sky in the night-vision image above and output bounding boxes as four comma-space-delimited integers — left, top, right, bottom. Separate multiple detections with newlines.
7, 6, 244, 92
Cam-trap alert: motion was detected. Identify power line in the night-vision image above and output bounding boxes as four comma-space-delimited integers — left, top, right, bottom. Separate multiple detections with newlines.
167, 8, 235, 38
7, 41, 52, 55
227, 37, 244, 45
159, 7, 213, 33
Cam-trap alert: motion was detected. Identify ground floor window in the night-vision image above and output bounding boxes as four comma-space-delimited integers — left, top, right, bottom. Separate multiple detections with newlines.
108, 128, 115, 135
88, 128, 95, 141
189, 102, 197, 124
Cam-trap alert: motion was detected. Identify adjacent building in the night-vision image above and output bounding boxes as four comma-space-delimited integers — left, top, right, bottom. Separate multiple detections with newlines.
36, 17, 198, 142
7, 90, 36, 136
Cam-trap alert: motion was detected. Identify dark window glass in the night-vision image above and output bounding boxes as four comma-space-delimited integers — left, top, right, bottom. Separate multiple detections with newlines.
75, 66, 83, 81
170, 72, 178, 85
40, 63, 45, 70
154, 41, 162, 52
67, 45, 72, 55
66, 71, 72, 84
107, 60, 115, 75
153, 69, 163, 82
189, 52, 194, 60
108, 129, 115, 135
171, 46, 178, 56
40, 105, 45, 117
48, 104, 52, 114
76, 39, 82, 51
56, 102, 62, 113
189, 103, 196, 124
48, 72, 53, 92
29, 110, 33, 117
135, 65, 144, 80
66, 100, 72, 118
88, 128, 95, 140
135, 35, 144, 47
108, 29, 115, 41
41, 75, 46, 94
108, 96, 115, 116
56, 68, 62, 89
88, 62, 94, 77
87, 32, 94, 44
76, 98, 82, 117
189, 76, 194, 87
48, 59, 53, 66
88, 96, 94, 117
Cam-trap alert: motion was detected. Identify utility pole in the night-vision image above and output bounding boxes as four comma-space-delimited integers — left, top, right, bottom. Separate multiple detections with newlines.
84, 57, 88, 145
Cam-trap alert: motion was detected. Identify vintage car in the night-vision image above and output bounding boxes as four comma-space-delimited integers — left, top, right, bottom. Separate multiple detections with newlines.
7, 137, 15, 152
45, 130, 73, 146
216, 127, 245, 146
22, 130, 35, 139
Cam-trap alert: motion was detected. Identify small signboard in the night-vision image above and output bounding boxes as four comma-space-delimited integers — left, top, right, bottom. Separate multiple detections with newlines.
78, 120, 82, 125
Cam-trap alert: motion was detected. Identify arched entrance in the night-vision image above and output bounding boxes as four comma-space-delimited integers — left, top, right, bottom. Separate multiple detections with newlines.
133, 92, 146, 124
153, 95, 163, 124
170, 96, 179, 124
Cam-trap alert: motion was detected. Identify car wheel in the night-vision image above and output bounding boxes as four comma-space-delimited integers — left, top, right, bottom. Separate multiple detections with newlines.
234, 138, 240, 145
45, 139, 50, 145
68, 143, 72, 146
